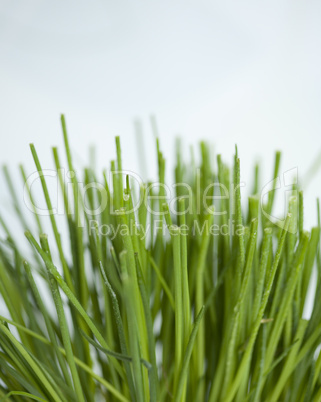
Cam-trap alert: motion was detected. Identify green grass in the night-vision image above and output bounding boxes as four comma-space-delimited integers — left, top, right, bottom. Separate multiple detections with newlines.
0, 115, 321, 401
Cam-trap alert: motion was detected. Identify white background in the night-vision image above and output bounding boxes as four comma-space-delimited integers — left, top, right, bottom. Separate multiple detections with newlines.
0, 0, 321, 229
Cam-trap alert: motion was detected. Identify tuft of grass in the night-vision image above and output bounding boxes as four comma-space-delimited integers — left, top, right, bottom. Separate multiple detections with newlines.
0, 115, 321, 401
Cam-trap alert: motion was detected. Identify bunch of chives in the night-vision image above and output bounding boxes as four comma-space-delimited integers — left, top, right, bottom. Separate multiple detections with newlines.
0, 115, 320, 401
